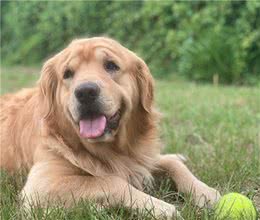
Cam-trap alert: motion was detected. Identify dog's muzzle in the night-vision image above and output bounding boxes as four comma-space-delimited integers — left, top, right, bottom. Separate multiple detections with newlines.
74, 82, 121, 139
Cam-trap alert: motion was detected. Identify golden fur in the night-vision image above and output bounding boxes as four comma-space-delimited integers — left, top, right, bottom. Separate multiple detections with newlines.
0, 37, 220, 219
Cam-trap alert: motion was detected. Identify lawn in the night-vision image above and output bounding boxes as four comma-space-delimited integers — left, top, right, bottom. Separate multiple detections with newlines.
0, 66, 259, 220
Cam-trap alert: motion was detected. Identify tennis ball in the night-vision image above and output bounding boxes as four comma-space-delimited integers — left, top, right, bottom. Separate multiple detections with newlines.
214, 193, 257, 220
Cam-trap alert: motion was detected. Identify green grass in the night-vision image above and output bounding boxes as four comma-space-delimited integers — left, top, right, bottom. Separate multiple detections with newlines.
1, 66, 259, 219
0, 66, 39, 94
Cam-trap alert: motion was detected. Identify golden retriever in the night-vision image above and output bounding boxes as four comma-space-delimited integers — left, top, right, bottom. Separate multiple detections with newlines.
0, 37, 220, 219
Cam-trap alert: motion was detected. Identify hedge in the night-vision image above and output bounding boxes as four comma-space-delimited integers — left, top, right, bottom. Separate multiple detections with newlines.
1, 1, 260, 84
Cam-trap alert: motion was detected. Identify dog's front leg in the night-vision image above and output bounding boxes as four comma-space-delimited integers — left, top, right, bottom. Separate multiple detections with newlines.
20, 161, 182, 219
157, 154, 220, 207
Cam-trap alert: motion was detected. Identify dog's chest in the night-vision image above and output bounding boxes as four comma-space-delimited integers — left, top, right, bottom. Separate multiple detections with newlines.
96, 154, 154, 189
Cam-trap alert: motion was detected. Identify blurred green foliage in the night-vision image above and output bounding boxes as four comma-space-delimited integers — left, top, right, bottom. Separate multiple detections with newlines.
1, 1, 260, 84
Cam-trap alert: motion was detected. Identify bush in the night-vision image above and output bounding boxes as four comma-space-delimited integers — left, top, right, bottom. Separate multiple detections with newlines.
1, 1, 260, 84
178, 26, 246, 84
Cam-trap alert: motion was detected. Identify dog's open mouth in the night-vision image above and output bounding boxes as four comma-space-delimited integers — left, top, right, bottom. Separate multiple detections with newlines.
79, 110, 121, 139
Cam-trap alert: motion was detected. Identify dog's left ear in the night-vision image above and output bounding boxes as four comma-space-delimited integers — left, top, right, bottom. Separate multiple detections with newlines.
135, 58, 154, 113
39, 56, 58, 120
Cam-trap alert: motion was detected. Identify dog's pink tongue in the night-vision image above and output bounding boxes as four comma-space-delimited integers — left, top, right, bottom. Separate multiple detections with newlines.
79, 115, 106, 139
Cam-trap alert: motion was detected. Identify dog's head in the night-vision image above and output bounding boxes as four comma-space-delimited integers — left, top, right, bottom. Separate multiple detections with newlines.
39, 37, 155, 143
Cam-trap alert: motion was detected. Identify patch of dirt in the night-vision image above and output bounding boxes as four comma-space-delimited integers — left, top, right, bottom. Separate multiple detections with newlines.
253, 189, 260, 212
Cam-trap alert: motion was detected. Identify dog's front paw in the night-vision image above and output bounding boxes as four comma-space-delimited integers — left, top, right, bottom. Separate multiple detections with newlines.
192, 181, 221, 208
153, 201, 183, 220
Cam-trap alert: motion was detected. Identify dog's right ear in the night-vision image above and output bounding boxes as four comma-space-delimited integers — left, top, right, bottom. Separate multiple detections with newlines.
39, 56, 58, 120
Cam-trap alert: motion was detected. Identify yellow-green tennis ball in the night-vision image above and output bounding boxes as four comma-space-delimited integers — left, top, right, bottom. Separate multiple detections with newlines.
215, 193, 257, 220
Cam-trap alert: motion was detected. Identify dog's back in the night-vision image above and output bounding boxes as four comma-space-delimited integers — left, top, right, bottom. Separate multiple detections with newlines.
0, 88, 39, 172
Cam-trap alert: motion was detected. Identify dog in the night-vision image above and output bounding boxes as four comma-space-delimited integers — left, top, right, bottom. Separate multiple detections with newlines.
0, 37, 220, 219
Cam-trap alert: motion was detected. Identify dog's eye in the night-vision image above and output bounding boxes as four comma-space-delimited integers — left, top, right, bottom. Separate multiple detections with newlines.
63, 69, 74, 79
104, 61, 120, 73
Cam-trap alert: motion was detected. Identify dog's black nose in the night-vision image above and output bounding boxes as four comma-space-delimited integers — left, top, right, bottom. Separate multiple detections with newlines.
75, 82, 100, 104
